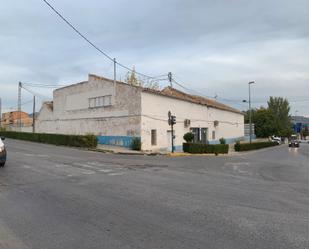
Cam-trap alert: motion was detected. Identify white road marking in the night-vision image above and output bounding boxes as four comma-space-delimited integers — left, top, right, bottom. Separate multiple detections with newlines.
36, 154, 49, 158
224, 162, 252, 176
16, 152, 49, 158
225, 162, 250, 167
81, 170, 96, 175
55, 164, 67, 168
98, 169, 113, 173
108, 172, 125, 176
73, 163, 103, 171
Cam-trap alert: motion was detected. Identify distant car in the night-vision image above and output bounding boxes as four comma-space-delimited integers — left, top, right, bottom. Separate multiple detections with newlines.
289, 135, 299, 148
271, 135, 281, 144
0, 137, 6, 167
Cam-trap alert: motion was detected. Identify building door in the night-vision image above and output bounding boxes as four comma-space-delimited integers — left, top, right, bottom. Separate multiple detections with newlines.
190, 128, 200, 143
201, 128, 208, 144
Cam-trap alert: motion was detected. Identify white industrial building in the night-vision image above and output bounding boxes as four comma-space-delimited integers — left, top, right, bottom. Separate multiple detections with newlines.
36, 74, 244, 151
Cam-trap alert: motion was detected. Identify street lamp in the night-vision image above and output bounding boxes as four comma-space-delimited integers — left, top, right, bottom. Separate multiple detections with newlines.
248, 81, 255, 143
243, 82, 255, 143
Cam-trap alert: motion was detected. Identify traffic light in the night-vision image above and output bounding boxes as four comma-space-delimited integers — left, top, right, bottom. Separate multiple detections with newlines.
171, 115, 176, 125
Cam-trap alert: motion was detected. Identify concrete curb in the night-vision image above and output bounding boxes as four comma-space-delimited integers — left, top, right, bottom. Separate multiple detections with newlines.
91, 148, 166, 156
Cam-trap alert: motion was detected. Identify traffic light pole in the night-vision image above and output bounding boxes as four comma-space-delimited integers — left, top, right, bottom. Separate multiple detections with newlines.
171, 122, 174, 153
168, 111, 176, 153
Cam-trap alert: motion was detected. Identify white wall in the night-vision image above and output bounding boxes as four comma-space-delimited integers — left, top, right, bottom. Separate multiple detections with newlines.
141, 92, 244, 151
36, 74, 244, 151
36, 75, 142, 137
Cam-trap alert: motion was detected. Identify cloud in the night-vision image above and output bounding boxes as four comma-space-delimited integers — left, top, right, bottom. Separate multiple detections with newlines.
0, 0, 308, 115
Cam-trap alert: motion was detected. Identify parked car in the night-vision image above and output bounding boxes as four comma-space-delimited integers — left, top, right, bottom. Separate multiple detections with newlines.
0, 137, 6, 167
289, 135, 299, 148
270, 135, 281, 144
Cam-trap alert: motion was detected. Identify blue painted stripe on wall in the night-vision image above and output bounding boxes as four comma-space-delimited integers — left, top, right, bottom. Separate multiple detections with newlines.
208, 136, 245, 145
97, 136, 139, 148
244, 135, 256, 141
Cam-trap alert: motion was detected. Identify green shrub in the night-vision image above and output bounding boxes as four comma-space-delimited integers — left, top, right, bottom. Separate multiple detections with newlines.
0, 131, 97, 148
235, 141, 241, 151
183, 132, 194, 143
131, 137, 142, 151
183, 143, 228, 154
234, 141, 278, 152
219, 138, 226, 145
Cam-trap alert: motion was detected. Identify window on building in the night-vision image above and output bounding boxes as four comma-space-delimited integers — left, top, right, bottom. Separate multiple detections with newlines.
104, 95, 112, 106
89, 95, 112, 108
89, 98, 95, 108
212, 131, 216, 140
151, 129, 157, 146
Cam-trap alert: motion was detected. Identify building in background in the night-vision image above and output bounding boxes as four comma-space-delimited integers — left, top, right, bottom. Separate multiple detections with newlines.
36, 74, 244, 151
292, 116, 309, 133
1, 111, 33, 132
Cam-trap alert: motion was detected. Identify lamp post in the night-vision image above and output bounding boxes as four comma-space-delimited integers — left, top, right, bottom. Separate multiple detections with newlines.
248, 81, 255, 143
243, 81, 255, 143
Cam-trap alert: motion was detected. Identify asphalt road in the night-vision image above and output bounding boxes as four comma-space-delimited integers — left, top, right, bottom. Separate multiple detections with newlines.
1, 139, 309, 249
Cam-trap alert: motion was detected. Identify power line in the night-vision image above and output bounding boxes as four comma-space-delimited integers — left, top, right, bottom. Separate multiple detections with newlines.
22, 82, 67, 89
172, 78, 243, 103
173, 78, 309, 106
3, 99, 33, 110
21, 85, 51, 100
41, 0, 165, 80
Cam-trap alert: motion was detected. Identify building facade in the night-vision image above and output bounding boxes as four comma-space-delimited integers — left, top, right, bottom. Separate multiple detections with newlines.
36, 74, 244, 151
292, 116, 309, 133
1, 111, 33, 132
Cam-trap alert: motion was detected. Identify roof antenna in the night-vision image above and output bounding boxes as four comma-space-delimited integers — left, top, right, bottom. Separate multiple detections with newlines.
168, 72, 173, 88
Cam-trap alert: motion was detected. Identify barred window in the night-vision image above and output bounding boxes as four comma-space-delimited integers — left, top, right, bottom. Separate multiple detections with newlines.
89, 95, 112, 108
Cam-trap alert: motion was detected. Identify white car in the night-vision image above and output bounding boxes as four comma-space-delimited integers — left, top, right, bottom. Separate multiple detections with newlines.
271, 136, 281, 144
0, 137, 6, 167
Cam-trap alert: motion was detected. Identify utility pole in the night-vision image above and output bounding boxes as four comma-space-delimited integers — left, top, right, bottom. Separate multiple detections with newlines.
32, 95, 36, 133
18, 82, 22, 130
168, 72, 173, 88
113, 58, 117, 97
168, 111, 176, 153
248, 81, 255, 144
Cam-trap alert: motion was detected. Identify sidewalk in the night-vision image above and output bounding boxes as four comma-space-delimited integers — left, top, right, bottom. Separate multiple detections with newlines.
96, 144, 145, 155
95, 144, 169, 155
95, 144, 237, 157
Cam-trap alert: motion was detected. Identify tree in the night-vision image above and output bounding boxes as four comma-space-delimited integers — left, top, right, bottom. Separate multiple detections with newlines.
253, 108, 276, 138
125, 67, 160, 90
244, 97, 293, 138
143, 80, 160, 90
301, 126, 309, 140
267, 97, 293, 137
125, 66, 141, 86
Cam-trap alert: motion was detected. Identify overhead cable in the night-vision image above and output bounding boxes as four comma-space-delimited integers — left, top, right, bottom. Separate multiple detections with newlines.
42, 0, 165, 80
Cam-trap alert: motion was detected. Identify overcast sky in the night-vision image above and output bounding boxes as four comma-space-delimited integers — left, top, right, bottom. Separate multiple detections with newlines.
1, 0, 308, 115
